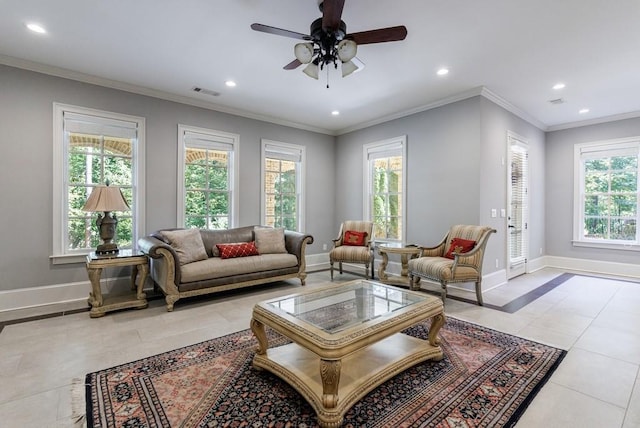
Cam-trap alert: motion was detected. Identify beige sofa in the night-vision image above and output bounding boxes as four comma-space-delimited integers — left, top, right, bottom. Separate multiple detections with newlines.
138, 225, 314, 311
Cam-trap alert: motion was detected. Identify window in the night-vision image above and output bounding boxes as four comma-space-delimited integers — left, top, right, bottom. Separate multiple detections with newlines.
53, 104, 145, 263
363, 136, 407, 243
574, 137, 639, 248
261, 139, 305, 231
178, 125, 239, 229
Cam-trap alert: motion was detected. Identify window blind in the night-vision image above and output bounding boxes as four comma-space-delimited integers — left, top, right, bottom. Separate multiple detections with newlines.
63, 112, 138, 139
183, 131, 235, 151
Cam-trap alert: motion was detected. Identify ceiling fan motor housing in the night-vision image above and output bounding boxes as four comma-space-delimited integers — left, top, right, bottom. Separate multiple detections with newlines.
310, 17, 346, 41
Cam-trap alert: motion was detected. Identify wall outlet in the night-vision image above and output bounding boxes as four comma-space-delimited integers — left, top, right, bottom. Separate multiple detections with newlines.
491, 209, 497, 218
495, 258, 499, 268
322, 243, 328, 251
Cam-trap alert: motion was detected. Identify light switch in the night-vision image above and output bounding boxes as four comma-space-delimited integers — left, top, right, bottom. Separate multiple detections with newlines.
500, 209, 506, 218
491, 209, 497, 218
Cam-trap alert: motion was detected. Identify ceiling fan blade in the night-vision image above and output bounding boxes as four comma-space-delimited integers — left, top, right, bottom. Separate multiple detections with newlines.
346, 26, 408, 45
250, 23, 310, 40
322, 0, 345, 31
283, 59, 302, 70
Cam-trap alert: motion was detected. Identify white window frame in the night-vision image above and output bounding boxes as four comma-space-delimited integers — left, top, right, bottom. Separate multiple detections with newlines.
177, 124, 239, 229
260, 139, 306, 232
573, 136, 640, 251
363, 135, 407, 243
52, 103, 145, 264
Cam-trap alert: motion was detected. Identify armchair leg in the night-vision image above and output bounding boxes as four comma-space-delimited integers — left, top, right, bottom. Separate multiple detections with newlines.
409, 274, 417, 291
475, 281, 484, 306
330, 261, 334, 280
339, 262, 343, 274
440, 281, 448, 305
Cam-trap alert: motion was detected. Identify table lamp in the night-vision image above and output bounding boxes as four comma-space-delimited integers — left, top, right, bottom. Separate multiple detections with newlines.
82, 181, 130, 255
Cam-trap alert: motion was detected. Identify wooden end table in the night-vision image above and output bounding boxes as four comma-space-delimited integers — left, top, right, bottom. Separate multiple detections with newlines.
86, 249, 149, 318
377, 242, 421, 286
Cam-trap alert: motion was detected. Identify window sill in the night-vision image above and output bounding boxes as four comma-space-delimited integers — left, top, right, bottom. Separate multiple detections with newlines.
50, 253, 89, 265
572, 240, 640, 252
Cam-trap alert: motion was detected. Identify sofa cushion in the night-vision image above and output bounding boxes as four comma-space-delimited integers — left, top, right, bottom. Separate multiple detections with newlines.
444, 238, 476, 259
254, 227, 287, 254
161, 229, 208, 265
343, 230, 367, 246
180, 254, 299, 283
216, 241, 260, 259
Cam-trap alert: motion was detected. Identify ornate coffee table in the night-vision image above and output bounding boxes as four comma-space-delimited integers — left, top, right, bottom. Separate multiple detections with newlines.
250, 279, 445, 428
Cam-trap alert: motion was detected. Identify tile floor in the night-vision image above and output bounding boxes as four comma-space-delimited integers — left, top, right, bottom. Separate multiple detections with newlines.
0, 267, 639, 427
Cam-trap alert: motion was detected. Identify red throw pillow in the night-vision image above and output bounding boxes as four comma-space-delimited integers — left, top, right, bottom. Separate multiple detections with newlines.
343, 230, 367, 246
216, 241, 260, 259
444, 238, 476, 259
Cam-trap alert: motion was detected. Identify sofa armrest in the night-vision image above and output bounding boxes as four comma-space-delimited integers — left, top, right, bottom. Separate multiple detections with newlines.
137, 236, 182, 285
284, 230, 314, 266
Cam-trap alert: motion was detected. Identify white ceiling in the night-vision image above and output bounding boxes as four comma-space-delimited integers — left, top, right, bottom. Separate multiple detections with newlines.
2, 0, 639, 135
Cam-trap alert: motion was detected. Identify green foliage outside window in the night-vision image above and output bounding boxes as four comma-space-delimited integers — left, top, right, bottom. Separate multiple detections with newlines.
583, 155, 637, 240
372, 156, 402, 240
184, 149, 230, 229
265, 159, 297, 231
67, 135, 134, 251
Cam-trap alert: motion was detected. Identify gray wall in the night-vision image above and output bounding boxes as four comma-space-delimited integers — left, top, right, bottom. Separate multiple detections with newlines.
480, 98, 546, 270
4, 61, 634, 295
546, 117, 640, 263
335, 96, 547, 276
0, 64, 335, 291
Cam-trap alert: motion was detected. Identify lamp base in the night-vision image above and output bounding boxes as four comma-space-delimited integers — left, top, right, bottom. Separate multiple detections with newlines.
96, 243, 120, 255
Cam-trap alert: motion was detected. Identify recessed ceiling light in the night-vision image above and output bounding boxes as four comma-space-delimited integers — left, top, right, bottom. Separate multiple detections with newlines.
26, 23, 46, 34
553, 83, 566, 90
579, 108, 590, 114
225, 80, 236, 87
331, 110, 340, 116
437, 68, 449, 76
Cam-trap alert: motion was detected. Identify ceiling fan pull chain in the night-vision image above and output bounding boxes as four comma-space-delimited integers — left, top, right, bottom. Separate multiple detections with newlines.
326, 66, 330, 89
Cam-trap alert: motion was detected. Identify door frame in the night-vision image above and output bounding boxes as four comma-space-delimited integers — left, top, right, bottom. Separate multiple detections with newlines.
506, 131, 529, 279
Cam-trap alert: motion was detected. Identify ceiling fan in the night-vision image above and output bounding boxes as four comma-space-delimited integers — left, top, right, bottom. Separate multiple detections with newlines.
251, 0, 407, 83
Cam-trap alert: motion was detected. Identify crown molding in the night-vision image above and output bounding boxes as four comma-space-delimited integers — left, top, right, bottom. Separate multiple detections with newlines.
336, 86, 549, 135
0, 54, 335, 136
5, 54, 638, 137
336, 87, 486, 135
546, 110, 640, 132
478, 87, 547, 131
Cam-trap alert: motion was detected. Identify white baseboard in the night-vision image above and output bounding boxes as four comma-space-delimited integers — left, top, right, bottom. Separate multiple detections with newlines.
3, 254, 638, 314
543, 255, 640, 279
0, 280, 89, 312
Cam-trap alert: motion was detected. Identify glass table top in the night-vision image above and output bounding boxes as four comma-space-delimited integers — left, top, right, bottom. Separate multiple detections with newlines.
265, 280, 428, 334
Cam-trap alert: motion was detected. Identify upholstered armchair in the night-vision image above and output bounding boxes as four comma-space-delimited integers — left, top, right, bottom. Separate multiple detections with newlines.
408, 225, 496, 305
329, 221, 374, 280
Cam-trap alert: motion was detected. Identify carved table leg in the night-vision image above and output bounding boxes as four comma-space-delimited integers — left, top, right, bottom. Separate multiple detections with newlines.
87, 267, 103, 307
136, 263, 148, 300
320, 358, 342, 409
377, 251, 389, 282
250, 318, 268, 355
428, 312, 446, 360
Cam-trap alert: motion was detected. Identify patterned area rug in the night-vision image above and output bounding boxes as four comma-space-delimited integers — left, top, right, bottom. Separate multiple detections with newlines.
85, 317, 565, 427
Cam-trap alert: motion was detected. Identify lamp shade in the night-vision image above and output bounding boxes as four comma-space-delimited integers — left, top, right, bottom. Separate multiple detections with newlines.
337, 39, 357, 62
294, 42, 314, 64
83, 185, 130, 212
303, 62, 319, 79
341, 60, 359, 77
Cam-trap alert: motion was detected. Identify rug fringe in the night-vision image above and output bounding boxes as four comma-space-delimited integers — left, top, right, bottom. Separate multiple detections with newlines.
71, 377, 87, 428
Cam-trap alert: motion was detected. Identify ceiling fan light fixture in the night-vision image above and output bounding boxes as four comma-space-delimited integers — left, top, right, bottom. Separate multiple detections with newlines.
341, 60, 359, 77
294, 42, 315, 64
303, 62, 319, 79
337, 39, 357, 62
